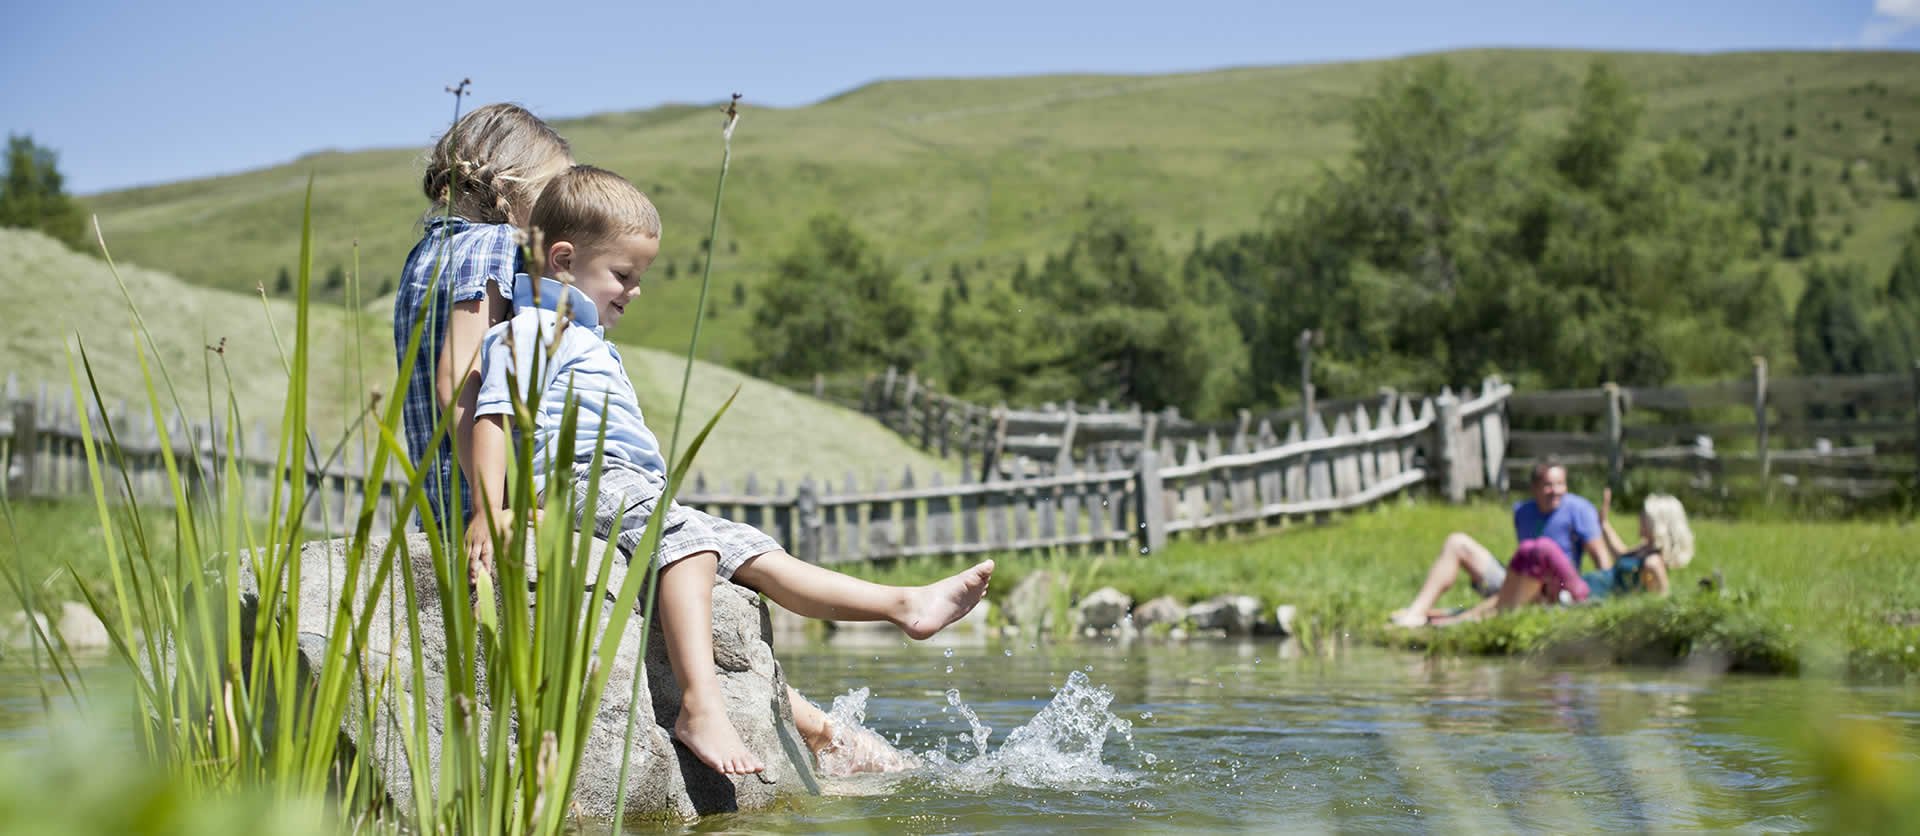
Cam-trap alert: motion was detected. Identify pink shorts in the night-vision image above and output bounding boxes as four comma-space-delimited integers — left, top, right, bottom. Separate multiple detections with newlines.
1505, 538, 1590, 604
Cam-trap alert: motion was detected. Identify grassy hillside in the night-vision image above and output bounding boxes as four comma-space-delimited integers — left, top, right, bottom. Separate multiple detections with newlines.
0, 228, 949, 486
79, 49, 1920, 367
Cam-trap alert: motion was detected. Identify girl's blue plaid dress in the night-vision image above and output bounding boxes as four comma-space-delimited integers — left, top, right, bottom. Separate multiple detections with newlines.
392, 215, 521, 529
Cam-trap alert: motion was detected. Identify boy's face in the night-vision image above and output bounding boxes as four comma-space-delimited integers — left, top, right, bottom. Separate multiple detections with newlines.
552, 232, 660, 329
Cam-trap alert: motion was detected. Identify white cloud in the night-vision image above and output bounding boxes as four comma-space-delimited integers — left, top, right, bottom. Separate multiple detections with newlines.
1863, 0, 1920, 45
1876, 0, 1920, 19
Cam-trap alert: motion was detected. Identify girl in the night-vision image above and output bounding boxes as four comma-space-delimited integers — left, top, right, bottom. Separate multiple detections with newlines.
1580, 492, 1694, 599
393, 103, 572, 531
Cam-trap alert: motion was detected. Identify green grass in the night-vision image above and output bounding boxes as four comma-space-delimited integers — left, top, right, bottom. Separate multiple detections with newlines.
0, 498, 169, 623
75, 49, 1920, 365
839, 496, 1920, 679
0, 227, 950, 486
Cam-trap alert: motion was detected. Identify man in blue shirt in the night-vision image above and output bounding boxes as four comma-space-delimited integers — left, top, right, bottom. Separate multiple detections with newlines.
1389, 459, 1608, 627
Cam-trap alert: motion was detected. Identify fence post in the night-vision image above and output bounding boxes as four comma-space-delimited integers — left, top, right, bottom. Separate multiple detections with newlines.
6, 397, 34, 498
1134, 449, 1167, 554
1297, 328, 1316, 419
900, 371, 920, 436
793, 480, 820, 563
1604, 382, 1624, 496
880, 366, 901, 429
1753, 356, 1770, 483
1912, 362, 1919, 483
812, 373, 825, 399
1434, 392, 1465, 503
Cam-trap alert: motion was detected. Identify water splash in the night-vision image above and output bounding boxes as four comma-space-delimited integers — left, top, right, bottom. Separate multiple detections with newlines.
815, 687, 920, 777
922, 670, 1141, 792
946, 688, 992, 757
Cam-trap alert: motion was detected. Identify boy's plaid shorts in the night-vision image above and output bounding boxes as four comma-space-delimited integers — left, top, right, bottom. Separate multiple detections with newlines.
572, 462, 781, 578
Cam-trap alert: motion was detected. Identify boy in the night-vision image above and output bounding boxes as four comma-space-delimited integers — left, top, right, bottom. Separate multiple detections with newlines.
467, 165, 993, 775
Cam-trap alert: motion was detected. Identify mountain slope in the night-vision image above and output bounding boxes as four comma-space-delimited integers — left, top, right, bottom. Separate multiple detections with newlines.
0, 228, 949, 486
80, 49, 1920, 365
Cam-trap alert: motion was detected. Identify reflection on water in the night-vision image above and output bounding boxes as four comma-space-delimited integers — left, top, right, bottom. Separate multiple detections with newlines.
5, 636, 1917, 833
725, 636, 1920, 833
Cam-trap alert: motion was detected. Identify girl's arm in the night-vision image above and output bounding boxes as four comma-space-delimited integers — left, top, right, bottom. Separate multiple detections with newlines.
440, 286, 513, 507
1596, 488, 1631, 566
1642, 554, 1671, 597
462, 413, 511, 573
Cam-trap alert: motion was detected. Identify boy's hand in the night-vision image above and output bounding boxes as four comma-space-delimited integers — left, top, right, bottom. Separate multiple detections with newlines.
463, 507, 547, 581
1600, 487, 1612, 523
464, 512, 509, 580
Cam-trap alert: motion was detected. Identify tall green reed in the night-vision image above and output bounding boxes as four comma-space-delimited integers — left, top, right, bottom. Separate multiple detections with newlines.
5, 90, 750, 834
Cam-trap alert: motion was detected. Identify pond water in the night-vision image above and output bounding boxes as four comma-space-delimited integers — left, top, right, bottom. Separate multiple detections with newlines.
4, 637, 1916, 833
724, 633, 1919, 833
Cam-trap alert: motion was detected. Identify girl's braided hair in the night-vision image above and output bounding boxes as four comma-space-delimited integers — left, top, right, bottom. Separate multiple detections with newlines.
423, 103, 571, 224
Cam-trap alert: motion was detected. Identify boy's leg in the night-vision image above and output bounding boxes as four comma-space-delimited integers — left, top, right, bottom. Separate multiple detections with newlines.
732, 551, 993, 641
1390, 532, 1499, 627
788, 685, 834, 752
659, 551, 764, 775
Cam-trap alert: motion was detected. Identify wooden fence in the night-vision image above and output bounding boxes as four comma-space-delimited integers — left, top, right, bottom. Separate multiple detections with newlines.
1505, 360, 1919, 499
1, 374, 1511, 563
1, 375, 407, 534
843, 367, 1413, 480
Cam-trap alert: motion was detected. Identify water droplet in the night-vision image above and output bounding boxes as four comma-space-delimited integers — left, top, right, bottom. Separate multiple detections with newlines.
1139, 547, 1149, 554
1139, 711, 1154, 721
1003, 648, 1013, 657
944, 647, 955, 658
945, 665, 954, 674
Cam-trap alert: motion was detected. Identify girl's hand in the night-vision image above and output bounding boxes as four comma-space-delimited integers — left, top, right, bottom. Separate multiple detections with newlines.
1600, 487, 1612, 524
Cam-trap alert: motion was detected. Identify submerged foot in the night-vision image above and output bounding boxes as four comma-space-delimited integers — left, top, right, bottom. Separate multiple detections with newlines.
674, 702, 765, 775
814, 717, 922, 777
900, 560, 995, 640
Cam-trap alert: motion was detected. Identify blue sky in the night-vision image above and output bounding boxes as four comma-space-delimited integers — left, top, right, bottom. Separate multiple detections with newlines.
3, 0, 1916, 194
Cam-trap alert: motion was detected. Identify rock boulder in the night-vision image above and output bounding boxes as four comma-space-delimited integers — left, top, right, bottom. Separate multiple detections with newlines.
1071, 587, 1133, 633
1132, 596, 1186, 630
235, 533, 815, 823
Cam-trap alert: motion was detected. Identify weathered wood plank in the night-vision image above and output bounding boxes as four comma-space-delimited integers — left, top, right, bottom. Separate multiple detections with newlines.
1507, 388, 1609, 417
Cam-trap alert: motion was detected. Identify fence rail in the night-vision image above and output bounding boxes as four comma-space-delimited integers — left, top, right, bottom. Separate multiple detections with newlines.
840, 367, 1416, 480
9, 361, 1911, 565
2, 374, 1514, 563
1503, 360, 1919, 498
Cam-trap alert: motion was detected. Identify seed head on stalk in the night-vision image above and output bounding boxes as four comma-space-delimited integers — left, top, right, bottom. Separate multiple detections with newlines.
722, 92, 742, 143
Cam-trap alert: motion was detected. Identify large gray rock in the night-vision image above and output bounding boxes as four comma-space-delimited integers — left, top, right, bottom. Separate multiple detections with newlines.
56, 601, 110, 650
234, 533, 815, 823
1132, 596, 1186, 630
2, 610, 50, 652
1188, 594, 1262, 634
1071, 587, 1132, 633
1004, 571, 1059, 633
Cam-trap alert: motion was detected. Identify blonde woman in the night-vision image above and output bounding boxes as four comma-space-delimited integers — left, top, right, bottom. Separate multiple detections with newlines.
1581, 490, 1694, 599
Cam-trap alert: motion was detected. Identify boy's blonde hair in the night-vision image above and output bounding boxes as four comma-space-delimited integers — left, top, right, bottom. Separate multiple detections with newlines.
1644, 494, 1694, 569
423, 103, 572, 224
528, 165, 662, 250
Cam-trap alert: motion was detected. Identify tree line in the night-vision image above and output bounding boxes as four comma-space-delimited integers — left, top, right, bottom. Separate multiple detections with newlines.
747, 60, 1920, 418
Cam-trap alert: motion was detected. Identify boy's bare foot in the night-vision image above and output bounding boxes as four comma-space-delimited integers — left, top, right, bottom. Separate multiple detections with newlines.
815, 720, 922, 776
899, 560, 994, 640
673, 699, 764, 775
1387, 608, 1427, 629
